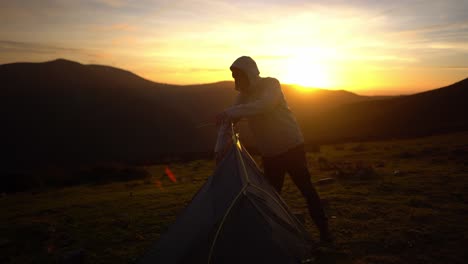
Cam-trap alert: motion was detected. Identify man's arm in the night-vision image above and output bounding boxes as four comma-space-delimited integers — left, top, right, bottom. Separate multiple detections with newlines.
225, 78, 281, 119
230, 93, 246, 124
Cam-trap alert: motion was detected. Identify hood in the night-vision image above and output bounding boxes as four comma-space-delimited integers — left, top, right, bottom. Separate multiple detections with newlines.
230, 56, 261, 90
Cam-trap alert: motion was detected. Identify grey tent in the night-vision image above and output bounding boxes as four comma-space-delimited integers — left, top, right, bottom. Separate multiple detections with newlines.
139, 122, 314, 263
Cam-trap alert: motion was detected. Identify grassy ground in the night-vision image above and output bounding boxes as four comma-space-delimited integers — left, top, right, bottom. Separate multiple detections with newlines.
1, 132, 467, 263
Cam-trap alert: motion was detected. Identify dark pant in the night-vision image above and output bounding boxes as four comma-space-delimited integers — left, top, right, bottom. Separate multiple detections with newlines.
262, 144, 329, 235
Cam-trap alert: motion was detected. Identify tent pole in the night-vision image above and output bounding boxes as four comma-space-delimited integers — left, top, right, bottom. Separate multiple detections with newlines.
207, 184, 249, 264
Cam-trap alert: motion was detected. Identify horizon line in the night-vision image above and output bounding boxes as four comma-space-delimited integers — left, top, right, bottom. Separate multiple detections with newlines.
1, 57, 463, 97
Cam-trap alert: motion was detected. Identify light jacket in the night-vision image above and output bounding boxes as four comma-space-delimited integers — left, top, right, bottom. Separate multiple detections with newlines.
225, 56, 304, 157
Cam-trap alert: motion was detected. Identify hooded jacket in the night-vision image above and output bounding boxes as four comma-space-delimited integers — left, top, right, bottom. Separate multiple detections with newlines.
225, 56, 304, 157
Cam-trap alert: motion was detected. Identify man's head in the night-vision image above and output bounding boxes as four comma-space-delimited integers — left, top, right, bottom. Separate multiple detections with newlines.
231, 67, 250, 92
230, 56, 260, 93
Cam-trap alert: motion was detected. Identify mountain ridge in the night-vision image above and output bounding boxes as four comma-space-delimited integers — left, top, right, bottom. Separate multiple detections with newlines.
1, 58, 467, 170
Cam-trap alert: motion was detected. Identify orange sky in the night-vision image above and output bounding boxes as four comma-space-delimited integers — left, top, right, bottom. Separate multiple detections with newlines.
1, 0, 467, 95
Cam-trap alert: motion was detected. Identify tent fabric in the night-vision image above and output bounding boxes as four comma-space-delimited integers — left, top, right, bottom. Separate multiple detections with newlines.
139, 123, 314, 264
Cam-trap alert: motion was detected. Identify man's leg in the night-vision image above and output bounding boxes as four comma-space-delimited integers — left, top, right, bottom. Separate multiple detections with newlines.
262, 155, 286, 194
285, 145, 331, 241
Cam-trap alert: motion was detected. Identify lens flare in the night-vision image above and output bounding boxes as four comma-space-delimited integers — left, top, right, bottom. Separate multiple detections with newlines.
165, 166, 177, 183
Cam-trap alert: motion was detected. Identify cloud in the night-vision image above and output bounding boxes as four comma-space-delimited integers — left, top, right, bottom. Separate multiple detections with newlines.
188, 67, 224, 73
428, 42, 468, 51
345, 54, 418, 63
395, 20, 468, 46
398, 20, 468, 35
254, 55, 290, 60
1, 1, 467, 91
93, 0, 128, 8
110, 36, 139, 47
0, 40, 113, 65
90, 23, 140, 32
439, 66, 468, 69
0, 40, 82, 54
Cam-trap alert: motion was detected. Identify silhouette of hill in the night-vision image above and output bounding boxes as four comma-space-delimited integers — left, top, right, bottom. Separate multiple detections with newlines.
300, 77, 468, 143
0, 59, 207, 170
1, 58, 467, 173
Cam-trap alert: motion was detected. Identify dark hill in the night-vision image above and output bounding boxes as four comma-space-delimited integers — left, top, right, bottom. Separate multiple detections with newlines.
0, 59, 207, 170
301, 78, 468, 143
1, 58, 466, 172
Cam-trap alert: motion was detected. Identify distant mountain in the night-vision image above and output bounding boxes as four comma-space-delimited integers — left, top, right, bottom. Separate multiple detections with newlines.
300, 77, 468, 143
281, 86, 379, 121
0, 59, 206, 169
1, 58, 466, 171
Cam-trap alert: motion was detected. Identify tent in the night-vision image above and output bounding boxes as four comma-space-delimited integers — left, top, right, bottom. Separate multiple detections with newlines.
139, 122, 314, 263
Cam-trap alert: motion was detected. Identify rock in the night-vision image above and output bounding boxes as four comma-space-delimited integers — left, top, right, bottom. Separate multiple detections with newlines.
316, 177, 336, 185
135, 233, 145, 241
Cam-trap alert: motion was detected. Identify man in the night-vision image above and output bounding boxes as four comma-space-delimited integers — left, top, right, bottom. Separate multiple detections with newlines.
219, 56, 332, 243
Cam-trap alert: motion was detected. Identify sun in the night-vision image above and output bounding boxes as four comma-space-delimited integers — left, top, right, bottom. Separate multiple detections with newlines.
282, 57, 332, 88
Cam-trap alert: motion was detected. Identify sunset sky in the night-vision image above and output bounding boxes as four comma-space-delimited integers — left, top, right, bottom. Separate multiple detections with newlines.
1, 0, 467, 95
